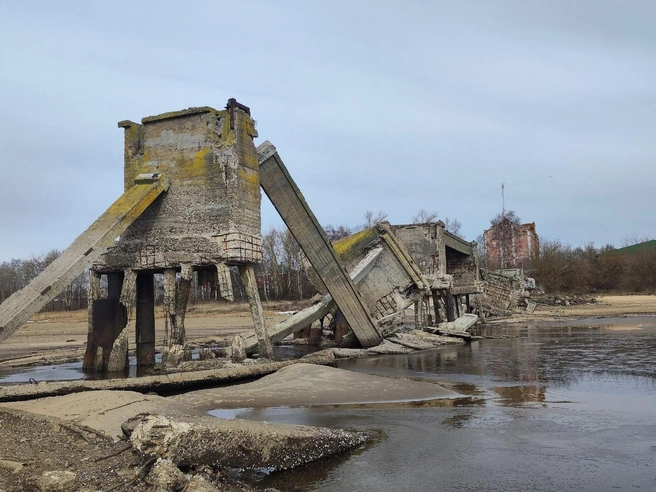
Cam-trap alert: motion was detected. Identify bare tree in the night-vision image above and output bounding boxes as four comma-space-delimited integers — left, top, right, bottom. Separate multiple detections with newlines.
412, 209, 438, 224
362, 209, 388, 228
444, 217, 462, 237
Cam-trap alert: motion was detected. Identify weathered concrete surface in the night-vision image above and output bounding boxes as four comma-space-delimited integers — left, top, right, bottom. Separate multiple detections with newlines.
99, 105, 262, 271
436, 313, 479, 333
238, 264, 273, 358
258, 141, 382, 347
0, 390, 199, 437
106, 326, 129, 372
241, 246, 385, 354
331, 224, 429, 332
0, 351, 336, 403
174, 363, 460, 409
128, 413, 368, 471
147, 459, 187, 491
252, 224, 432, 352
0, 174, 170, 345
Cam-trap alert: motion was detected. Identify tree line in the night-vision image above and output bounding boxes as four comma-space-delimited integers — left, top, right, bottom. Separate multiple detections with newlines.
528, 239, 656, 294
0, 250, 88, 310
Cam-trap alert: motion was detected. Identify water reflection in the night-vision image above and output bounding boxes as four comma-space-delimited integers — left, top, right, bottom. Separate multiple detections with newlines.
0, 343, 311, 385
493, 385, 546, 407
337, 316, 656, 406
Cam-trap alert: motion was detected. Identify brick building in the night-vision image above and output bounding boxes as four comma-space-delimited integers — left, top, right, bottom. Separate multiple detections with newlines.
484, 219, 539, 269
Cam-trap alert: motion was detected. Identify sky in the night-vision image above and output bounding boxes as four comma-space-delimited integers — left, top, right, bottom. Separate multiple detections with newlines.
1, 0, 655, 262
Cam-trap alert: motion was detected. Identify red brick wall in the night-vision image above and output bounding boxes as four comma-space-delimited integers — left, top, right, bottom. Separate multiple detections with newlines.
484, 221, 539, 269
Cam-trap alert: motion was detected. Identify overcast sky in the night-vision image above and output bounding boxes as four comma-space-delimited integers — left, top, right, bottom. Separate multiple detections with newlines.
1, 1, 655, 262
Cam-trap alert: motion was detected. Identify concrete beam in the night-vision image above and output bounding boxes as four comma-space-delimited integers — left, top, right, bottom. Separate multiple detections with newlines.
257, 141, 382, 347
0, 174, 170, 344
443, 230, 474, 256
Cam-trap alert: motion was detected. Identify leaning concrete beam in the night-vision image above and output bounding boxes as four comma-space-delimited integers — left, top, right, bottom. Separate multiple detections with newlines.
242, 247, 384, 354
257, 141, 382, 347
0, 174, 170, 344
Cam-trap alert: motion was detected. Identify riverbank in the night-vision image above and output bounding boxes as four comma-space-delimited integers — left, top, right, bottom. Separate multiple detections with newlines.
492, 294, 656, 322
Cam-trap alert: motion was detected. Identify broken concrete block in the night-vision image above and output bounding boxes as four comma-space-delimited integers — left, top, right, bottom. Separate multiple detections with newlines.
106, 327, 129, 372
147, 458, 187, 492
332, 348, 368, 358
366, 340, 414, 355
526, 301, 537, 314
162, 344, 192, 368
437, 314, 479, 333
128, 414, 368, 471
230, 335, 246, 363
388, 331, 438, 350
198, 348, 216, 361
38, 470, 76, 492
408, 330, 466, 346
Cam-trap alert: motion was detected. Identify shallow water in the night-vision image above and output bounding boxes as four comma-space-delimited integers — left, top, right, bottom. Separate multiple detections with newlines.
217, 316, 656, 491
0, 344, 318, 384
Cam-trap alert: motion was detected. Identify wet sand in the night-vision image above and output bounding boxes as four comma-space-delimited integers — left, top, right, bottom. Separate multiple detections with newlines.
174, 363, 460, 410
1, 364, 459, 437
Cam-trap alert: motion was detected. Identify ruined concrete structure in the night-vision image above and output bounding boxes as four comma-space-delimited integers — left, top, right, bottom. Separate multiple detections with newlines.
84, 101, 270, 371
241, 223, 429, 352
478, 269, 536, 317
1, 100, 485, 370
391, 222, 482, 324
484, 220, 539, 269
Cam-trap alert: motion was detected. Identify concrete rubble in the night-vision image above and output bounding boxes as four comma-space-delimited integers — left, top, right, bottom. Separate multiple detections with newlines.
477, 268, 537, 317
127, 413, 368, 471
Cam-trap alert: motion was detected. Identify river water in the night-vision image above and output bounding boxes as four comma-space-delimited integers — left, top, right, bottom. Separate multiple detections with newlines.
2, 316, 655, 490
229, 316, 656, 491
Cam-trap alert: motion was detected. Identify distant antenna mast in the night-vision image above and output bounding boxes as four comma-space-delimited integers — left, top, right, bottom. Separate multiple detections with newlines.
501, 183, 506, 216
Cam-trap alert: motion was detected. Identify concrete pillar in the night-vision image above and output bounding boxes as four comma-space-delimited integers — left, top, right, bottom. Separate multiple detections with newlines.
171, 264, 193, 346
106, 269, 136, 373
431, 289, 442, 324
136, 272, 155, 367
82, 271, 102, 370
238, 264, 274, 359
445, 292, 456, 322
162, 269, 176, 346
84, 271, 127, 372
215, 262, 234, 302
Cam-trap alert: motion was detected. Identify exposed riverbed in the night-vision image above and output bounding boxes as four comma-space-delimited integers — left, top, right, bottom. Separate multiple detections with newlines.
222, 316, 656, 491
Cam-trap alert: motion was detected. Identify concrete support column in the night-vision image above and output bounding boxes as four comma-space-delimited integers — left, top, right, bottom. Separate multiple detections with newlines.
431, 289, 442, 324
83, 270, 102, 370
238, 264, 274, 359
215, 262, 234, 302
162, 269, 176, 346
106, 269, 136, 373
445, 292, 456, 322
171, 264, 193, 346
136, 272, 155, 367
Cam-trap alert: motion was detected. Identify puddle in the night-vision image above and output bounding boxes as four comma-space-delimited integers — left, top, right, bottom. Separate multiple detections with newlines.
0, 344, 316, 385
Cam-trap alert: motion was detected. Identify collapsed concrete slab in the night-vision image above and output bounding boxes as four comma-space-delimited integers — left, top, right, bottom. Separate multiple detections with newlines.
127, 413, 368, 471
242, 223, 430, 352
478, 268, 536, 317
